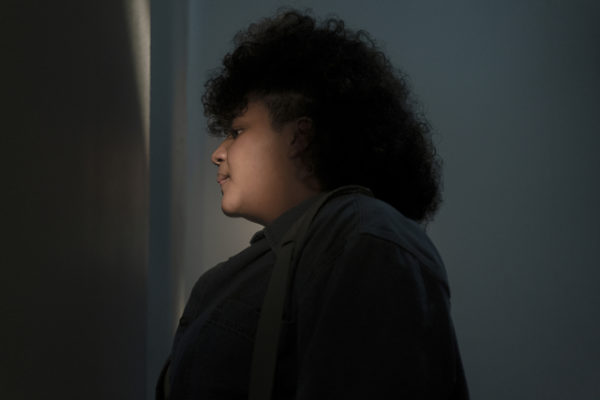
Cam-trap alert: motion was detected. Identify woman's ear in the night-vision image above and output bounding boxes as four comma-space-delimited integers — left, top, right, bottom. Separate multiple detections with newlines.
289, 117, 313, 158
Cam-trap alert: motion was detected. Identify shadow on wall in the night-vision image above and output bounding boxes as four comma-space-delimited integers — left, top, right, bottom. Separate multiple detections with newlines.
2, 1, 149, 399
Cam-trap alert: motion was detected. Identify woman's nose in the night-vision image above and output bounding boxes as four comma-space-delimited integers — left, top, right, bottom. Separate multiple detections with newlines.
211, 139, 228, 166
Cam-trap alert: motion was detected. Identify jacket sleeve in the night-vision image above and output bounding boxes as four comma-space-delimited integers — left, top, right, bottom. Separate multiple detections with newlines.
294, 232, 460, 399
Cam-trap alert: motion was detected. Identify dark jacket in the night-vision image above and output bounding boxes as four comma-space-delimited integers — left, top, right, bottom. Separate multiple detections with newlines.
158, 192, 468, 399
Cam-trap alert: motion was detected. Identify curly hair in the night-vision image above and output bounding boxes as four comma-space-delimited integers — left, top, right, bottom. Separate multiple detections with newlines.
203, 10, 442, 222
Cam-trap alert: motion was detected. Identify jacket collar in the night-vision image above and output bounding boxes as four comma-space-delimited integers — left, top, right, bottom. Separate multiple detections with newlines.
250, 194, 320, 250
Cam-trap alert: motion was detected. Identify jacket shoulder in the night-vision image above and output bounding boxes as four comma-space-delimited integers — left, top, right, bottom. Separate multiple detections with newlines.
309, 193, 449, 288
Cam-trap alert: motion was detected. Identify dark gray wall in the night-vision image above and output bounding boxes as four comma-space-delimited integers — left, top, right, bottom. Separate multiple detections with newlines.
185, 1, 600, 399
148, 0, 190, 397
2, 1, 148, 399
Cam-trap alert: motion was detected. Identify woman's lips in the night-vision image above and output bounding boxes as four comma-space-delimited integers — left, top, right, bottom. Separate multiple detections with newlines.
217, 174, 229, 185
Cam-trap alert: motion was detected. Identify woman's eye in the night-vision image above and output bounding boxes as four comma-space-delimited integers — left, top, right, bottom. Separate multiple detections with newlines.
229, 128, 243, 139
